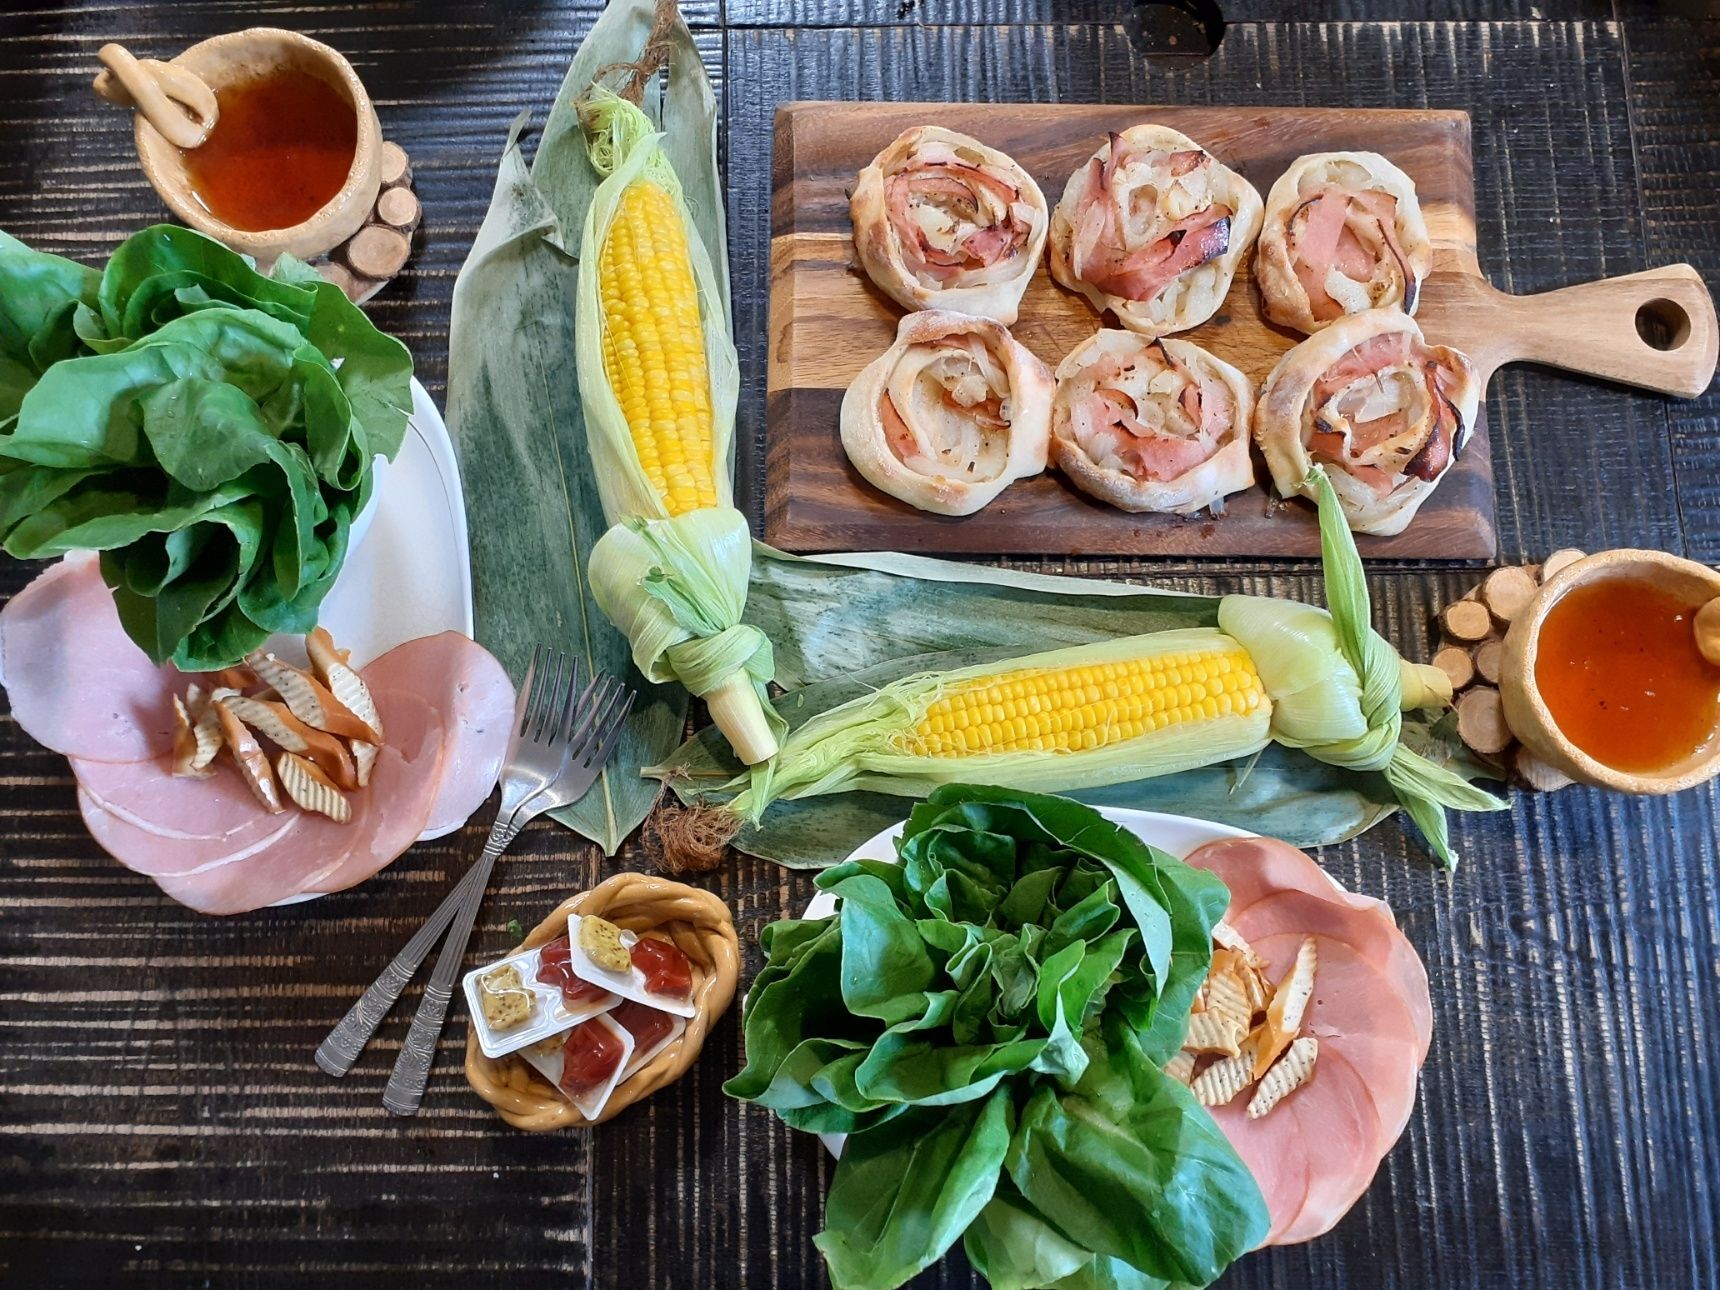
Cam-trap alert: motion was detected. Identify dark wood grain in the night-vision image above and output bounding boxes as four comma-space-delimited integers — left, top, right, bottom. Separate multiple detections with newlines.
1, 6, 1718, 1290
765, 100, 1501, 558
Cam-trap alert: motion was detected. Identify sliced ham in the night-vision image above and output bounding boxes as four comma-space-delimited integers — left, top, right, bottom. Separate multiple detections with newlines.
357, 631, 514, 839
1184, 836, 1432, 1246
0, 554, 180, 762
1187, 837, 1431, 1056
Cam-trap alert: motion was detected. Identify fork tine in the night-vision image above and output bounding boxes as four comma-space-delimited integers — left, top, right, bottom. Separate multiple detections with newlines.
552, 658, 581, 745
533, 650, 567, 742
516, 645, 543, 739
580, 687, 636, 771
564, 672, 619, 755
570, 677, 631, 768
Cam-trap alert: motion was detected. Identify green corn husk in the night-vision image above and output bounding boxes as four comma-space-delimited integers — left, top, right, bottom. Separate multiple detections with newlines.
658, 468, 1506, 869
445, 0, 721, 852
575, 87, 777, 763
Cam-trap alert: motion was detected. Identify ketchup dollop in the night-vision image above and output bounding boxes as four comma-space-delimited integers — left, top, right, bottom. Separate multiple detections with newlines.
559, 1019, 625, 1099
630, 936, 693, 999
611, 1000, 675, 1054
537, 936, 613, 1006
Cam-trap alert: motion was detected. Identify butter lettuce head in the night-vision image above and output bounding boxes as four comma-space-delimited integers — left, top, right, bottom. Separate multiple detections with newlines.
726, 785, 1269, 1290
0, 225, 411, 670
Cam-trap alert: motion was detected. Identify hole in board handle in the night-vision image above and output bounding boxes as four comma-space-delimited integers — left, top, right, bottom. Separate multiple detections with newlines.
1635, 298, 1691, 353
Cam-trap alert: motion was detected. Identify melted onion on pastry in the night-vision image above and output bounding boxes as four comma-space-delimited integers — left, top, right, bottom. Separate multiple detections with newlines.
1048, 125, 1263, 338
1257, 151, 1433, 335
1050, 331, 1254, 516
850, 126, 1049, 326
1255, 309, 1480, 536
840, 310, 1053, 517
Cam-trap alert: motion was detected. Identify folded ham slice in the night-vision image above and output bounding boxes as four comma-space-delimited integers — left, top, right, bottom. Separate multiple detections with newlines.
1255, 308, 1481, 536
1048, 125, 1263, 338
2, 558, 517, 914
840, 310, 1053, 516
1185, 836, 1432, 1247
1050, 330, 1255, 515
1257, 152, 1433, 335
850, 126, 1048, 326
0, 553, 180, 762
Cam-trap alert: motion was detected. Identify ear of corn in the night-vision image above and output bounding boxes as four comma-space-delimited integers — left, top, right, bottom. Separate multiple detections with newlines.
576, 89, 776, 762
576, 87, 736, 524
730, 630, 1274, 820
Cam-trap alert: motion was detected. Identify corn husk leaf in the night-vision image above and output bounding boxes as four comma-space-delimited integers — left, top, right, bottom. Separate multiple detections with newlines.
444, 0, 717, 852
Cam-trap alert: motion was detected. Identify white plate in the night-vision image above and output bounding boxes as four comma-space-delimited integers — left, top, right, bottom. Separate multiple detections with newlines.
290, 377, 474, 669
805, 806, 1255, 1155
269, 377, 475, 902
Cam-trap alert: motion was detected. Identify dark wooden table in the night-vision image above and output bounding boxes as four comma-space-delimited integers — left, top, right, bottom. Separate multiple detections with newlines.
3, 2, 1717, 1286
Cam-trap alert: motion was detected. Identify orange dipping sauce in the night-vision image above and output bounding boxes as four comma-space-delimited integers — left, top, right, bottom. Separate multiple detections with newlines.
181, 69, 357, 232
1535, 577, 1720, 774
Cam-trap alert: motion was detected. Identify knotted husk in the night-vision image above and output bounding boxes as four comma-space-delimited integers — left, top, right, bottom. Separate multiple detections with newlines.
464, 872, 738, 1130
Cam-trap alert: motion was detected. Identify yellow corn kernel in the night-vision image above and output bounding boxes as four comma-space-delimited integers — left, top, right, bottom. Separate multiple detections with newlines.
598, 180, 719, 515
898, 646, 1266, 758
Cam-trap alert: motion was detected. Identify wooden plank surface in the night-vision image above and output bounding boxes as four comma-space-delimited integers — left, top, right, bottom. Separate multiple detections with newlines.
0, 6, 1717, 1290
765, 99, 1499, 558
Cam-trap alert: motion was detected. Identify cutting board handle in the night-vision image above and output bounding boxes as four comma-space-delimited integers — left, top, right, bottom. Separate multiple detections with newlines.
1451, 263, 1717, 398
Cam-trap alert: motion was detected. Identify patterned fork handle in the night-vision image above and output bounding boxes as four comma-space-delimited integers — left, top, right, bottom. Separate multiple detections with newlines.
314, 843, 498, 1078
381, 814, 525, 1116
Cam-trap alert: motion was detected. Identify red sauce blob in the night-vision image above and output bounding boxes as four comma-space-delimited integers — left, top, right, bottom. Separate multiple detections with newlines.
630, 936, 693, 1000
558, 1019, 625, 1100
611, 1000, 675, 1054
181, 68, 358, 232
1535, 578, 1720, 774
536, 936, 613, 1007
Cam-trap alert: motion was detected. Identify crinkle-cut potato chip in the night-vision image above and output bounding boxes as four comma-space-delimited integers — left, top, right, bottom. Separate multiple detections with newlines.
275, 751, 352, 824
1247, 1035, 1319, 1118
1242, 963, 1271, 1014
1164, 1050, 1197, 1086
1185, 1009, 1245, 1057
1213, 919, 1267, 968
1192, 1040, 1258, 1107
1254, 935, 1319, 1079
1205, 959, 1254, 1036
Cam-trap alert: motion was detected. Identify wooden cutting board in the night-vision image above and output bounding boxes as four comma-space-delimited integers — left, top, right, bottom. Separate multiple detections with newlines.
765, 101, 1717, 560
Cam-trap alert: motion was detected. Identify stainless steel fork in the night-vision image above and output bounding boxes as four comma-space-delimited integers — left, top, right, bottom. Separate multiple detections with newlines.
380, 655, 635, 1116
314, 647, 629, 1081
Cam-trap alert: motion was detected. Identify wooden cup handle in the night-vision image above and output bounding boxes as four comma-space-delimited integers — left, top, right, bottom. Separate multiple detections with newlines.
1448, 263, 1718, 399
91, 44, 218, 149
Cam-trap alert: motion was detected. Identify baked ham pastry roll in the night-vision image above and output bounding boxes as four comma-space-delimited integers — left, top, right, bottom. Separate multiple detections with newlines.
1048, 126, 1263, 338
1257, 151, 1433, 334
1256, 309, 1481, 536
840, 310, 1053, 517
1050, 331, 1254, 515
850, 126, 1049, 325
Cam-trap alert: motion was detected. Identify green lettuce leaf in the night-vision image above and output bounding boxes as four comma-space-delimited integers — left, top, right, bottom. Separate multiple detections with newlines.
0, 223, 411, 670
727, 786, 1266, 1289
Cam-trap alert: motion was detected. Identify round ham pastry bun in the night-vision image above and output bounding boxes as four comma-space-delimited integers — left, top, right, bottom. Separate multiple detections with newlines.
1257, 151, 1434, 334
1255, 308, 1481, 536
1185, 836, 1432, 1246
840, 309, 1053, 517
1048, 125, 1263, 338
1050, 330, 1254, 515
849, 126, 1049, 326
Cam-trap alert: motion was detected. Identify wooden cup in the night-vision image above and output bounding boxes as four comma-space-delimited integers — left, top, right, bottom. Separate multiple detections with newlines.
1499, 549, 1720, 794
93, 29, 383, 266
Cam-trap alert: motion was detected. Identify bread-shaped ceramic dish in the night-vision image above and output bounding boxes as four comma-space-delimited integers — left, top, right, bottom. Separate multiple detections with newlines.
850, 126, 1049, 326
1050, 330, 1255, 516
840, 309, 1053, 517
1255, 308, 1481, 536
1256, 151, 1433, 335
1048, 125, 1263, 338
